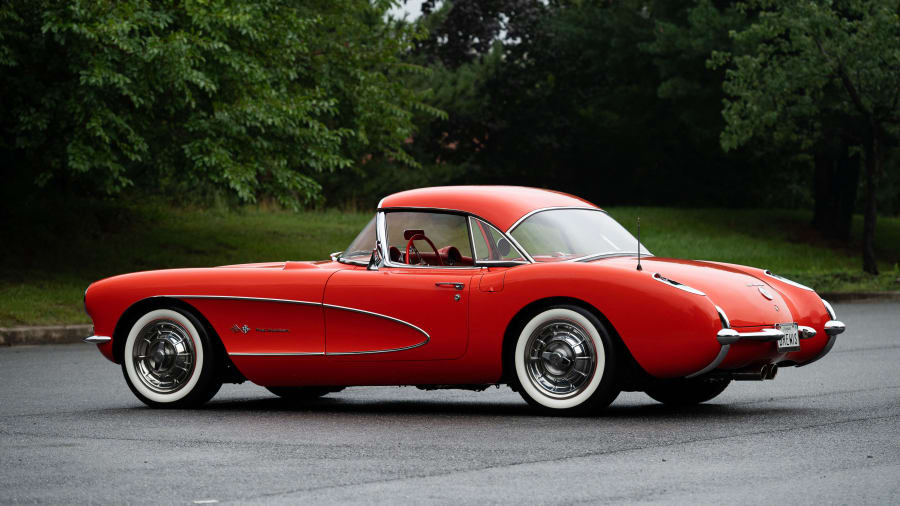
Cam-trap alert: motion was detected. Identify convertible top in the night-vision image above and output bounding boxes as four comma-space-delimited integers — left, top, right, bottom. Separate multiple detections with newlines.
378, 185, 599, 232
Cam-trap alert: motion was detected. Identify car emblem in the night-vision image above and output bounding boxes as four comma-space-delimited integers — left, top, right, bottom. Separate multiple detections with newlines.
746, 282, 765, 287
774, 304, 780, 312
758, 287, 774, 300
231, 324, 250, 334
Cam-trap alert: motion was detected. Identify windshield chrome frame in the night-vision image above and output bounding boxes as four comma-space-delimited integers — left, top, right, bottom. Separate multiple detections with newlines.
506, 206, 653, 262
335, 215, 379, 266
376, 207, 532, 268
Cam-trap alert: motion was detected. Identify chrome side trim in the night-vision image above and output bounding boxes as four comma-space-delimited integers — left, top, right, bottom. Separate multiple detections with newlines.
822, 299, 837, 320
162, 295, 321, 306
764, 270, 815, 292
164, 294, 431, 356
326, 341, 430, 356
229, 352, 324, 357
715, 305, 730, 329
322, 303, 430, 355
83, 335, 111, 344
652, 273, 706, 296
685, 344, 730, 378
686, 301, 731, 378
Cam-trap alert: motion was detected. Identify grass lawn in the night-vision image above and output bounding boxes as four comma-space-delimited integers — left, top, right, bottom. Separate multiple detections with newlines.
3, 203, 898, 327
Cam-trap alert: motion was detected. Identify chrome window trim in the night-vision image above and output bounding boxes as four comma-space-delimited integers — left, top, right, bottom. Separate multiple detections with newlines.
468, 216, 531, 266
506, 207, 650, 261
161, 295, 431, 355
574, 251, 655, 263
376, 208, 532, 268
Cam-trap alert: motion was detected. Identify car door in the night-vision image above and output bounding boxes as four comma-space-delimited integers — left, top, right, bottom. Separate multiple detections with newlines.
323, 267, 477, 359
323, 210, 480, 361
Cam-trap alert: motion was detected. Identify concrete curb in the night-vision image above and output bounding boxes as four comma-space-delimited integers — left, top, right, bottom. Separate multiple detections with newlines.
0, 325, 92, 347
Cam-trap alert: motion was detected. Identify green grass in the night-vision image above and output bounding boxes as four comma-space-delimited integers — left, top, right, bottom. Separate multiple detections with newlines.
2, 203, 898, 327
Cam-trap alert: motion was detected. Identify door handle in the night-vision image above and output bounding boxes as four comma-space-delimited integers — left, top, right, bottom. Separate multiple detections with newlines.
435, 282, 464, 290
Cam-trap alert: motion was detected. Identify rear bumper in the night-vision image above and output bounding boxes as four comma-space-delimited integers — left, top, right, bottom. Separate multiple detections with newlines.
688, 319, 845, 378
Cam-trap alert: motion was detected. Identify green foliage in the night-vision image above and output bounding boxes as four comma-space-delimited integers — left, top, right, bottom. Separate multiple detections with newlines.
0, 0, 439, 207
711, 0, 900, 152
710, 0, 900, 272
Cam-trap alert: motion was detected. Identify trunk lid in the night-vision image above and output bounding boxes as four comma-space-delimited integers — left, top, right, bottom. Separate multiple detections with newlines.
600, 257, 789, 327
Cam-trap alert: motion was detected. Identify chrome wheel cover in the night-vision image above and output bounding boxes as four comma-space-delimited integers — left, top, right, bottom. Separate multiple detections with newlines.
524, 320, 596, 398
131, 320, 195, 394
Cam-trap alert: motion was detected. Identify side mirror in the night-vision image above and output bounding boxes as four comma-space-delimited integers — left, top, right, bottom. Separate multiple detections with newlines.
367, 242, 384, 271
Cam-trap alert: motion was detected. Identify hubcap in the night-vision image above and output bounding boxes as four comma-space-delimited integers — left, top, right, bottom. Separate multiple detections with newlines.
525, 320, 596, 398
132, 320, 195, 394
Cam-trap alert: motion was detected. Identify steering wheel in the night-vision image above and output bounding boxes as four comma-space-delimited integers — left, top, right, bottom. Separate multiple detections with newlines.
405, 233, 443, 266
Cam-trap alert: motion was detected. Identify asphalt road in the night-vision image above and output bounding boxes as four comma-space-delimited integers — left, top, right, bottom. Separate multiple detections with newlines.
1, 301, 898, 505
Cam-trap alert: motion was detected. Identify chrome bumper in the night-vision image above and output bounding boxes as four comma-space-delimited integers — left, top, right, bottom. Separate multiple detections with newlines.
83, 335, 111, 344
798, 319, 845, 367
715, 325, 818, 345
689, 320, 845, 378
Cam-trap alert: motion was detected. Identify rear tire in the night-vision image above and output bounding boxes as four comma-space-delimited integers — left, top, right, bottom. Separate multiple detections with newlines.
511, 305, 619, 416
121, 307, 221, 408
266, 386, 345, 401
644, 378, 731, 406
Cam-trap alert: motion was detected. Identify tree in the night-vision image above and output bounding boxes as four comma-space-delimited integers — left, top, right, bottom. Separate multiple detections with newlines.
712, 0, 900, 273
0, 0, 438, 208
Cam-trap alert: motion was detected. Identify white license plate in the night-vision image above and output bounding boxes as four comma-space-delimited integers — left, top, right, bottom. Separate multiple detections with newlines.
776, 322, 800, 352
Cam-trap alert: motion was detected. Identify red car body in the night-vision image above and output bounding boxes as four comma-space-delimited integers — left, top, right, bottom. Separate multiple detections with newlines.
85, 186, 845, 410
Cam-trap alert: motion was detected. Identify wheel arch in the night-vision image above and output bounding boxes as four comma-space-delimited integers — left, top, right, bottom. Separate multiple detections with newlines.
500, 296, 648, 388
112, 297, 243, 383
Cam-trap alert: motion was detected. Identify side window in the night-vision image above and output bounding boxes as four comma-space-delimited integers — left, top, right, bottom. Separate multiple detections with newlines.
385, 212, 474, 266
469, 217, 525, 262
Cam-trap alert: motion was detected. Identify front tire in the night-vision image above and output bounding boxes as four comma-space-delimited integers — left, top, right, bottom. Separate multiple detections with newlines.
122, 308, 221, 408
512, 305, 619, 415
644, 378, 731, 406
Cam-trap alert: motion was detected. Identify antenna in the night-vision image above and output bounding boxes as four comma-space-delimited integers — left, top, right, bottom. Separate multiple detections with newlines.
636, 217, 643, 271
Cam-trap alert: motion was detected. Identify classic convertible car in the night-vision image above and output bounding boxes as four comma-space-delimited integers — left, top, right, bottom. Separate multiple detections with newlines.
84, 186, 846, 413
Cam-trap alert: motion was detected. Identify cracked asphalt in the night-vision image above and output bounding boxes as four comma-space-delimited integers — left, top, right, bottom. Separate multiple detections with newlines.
1, 301, 898, 505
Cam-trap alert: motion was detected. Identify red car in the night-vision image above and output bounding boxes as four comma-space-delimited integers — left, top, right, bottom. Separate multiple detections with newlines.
84, 186, 845, 414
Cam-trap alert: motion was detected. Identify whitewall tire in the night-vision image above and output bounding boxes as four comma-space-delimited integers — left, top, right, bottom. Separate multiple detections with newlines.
122, 308, 221, 408
513, 306, 619, 414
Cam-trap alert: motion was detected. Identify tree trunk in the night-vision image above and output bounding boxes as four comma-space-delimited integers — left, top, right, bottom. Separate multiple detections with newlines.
862, 132, 879, 275
813, 142, 859, 241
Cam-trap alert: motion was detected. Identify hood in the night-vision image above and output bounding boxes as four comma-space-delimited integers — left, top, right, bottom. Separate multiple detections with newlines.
599, 257, 790, 327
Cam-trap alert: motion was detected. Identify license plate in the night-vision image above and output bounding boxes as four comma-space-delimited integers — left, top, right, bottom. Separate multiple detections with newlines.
776, 322, 800, 352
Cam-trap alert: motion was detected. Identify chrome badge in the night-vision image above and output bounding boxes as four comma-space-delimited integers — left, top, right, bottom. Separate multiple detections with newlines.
231, 324, 250, 334
758, 287, 774, 300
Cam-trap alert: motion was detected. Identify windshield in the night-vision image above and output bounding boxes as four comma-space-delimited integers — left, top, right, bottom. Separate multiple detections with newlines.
338, 216, 376, 264
510, 209, 651, 262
